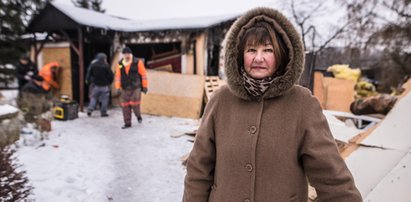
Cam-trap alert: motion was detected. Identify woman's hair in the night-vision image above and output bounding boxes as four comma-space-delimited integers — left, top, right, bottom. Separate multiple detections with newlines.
238, 21, 289, 76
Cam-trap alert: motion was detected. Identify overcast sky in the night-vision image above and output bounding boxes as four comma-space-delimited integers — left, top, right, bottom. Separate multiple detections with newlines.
54, 0, 277, 20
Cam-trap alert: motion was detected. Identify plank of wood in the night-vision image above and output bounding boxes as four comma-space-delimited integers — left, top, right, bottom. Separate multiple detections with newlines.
340, 124, 378, 159
313, 71, 325, 108
204, 76, 226, 103
323, 77, 356, 112
141, 93, 203, 119
141, 70, 204, 119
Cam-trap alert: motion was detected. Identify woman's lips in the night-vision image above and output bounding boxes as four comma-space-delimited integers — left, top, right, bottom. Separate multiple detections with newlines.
251, 66, 266, 70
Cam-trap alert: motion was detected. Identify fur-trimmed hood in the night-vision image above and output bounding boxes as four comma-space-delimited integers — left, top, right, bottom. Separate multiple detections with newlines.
224, 7, 304, 100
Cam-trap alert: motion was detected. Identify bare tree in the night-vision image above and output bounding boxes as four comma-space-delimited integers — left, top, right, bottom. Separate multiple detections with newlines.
290, 0, 362, 53
290, 0, 379, 54
340, 0, 411, 91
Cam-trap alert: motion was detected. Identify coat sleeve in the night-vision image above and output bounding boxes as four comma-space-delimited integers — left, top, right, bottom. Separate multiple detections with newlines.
85, 64, 93, 84
299, 94, 362, 201
105, 64, 114, 84
114, 64, 121, 89
137, 60, 148, 89
183, 95, 218, 202
15, 63, 25, 80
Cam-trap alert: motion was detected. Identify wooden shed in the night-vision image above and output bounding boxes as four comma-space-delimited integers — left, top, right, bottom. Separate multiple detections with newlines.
26, 2, 238, 118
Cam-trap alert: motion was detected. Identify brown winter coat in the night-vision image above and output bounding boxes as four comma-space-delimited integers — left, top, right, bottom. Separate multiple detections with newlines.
183, 7, 362, 202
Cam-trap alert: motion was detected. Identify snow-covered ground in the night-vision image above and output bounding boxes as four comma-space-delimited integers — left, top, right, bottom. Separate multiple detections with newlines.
15, 108, 198, 202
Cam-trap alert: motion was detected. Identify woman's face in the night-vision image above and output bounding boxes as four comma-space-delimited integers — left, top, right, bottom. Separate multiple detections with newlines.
243, 42, 277, 79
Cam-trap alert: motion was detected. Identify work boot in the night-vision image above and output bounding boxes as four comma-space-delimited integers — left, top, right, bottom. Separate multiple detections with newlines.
137, 116, 143, 123
121, 124, 131, 129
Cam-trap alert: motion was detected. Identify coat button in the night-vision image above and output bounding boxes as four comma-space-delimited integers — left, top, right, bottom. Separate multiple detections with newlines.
249, 126, 257, 134
245, 164, 253, 172
244, 199, 251, 202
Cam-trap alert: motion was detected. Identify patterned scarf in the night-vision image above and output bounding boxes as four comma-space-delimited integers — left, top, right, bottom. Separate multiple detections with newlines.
241, 68, 275, 98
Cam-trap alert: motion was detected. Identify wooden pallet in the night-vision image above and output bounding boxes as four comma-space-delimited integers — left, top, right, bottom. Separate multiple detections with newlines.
204, 76, 226, 103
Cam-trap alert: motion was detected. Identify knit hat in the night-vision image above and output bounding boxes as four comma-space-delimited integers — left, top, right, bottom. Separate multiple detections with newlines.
122, 47, 132, 54
95, 53, 107, 61
20, 54, 30, 61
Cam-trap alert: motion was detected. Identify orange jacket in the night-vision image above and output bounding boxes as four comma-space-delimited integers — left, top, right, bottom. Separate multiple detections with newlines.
115, 58, 148, 89
39, 62, 60, 91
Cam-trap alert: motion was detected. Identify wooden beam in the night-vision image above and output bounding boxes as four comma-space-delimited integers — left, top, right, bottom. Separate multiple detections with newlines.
340, 124, 378, 159
60, 30, 80, 55
33, 33, 50, 64
78, 28, 85, 112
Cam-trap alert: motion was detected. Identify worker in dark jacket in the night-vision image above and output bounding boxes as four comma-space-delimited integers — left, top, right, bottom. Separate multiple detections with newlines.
15, 54, 38, 90
87, 53, 114, 117
115, 47, 148, 129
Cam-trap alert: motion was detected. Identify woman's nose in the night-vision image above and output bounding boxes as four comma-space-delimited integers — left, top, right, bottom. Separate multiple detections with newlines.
254, 51, 264, 62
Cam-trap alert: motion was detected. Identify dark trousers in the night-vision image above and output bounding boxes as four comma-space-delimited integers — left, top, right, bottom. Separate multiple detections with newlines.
88, 85, 110, 115
120, 88, 141, 125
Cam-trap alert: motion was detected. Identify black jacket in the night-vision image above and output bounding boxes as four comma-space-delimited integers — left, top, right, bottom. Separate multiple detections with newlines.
88, 61, 114, 86
15, 61, 38, 89
119, 57, 143, 90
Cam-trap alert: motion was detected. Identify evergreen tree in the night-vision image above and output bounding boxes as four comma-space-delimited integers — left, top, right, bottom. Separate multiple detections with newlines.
0, 146, 33, 200
71, 0, 90, 9
90, 0, 105, 13
0, 0, 47, 65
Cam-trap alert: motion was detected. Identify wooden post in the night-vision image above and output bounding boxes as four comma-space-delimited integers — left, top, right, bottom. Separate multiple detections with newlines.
78, 28, 84, 112
33, 33, 50, 64
32, 33, 38, 64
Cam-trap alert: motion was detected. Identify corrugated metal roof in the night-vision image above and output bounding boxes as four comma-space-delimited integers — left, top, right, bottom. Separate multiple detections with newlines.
51, 2, 239, 32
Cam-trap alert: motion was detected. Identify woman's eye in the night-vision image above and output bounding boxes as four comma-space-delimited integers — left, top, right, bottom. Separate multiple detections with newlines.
246, 48, 256, 52
264, 48, 274, 52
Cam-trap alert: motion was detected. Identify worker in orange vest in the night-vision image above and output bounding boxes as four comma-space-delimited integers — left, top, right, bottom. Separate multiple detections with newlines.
18, 62, 61, 123
37, 62, 61, 92
21, 62, 61, 94
115, 47, 148, 129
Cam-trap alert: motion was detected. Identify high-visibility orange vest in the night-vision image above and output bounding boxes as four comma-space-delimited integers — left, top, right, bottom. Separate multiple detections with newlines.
39, 62, 60, 91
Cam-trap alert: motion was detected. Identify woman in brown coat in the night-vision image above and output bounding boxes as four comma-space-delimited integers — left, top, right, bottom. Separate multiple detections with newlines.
183, 7, 362, 202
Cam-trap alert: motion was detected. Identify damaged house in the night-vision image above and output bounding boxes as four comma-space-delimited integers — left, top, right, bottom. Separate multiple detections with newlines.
26, 2, 239, 118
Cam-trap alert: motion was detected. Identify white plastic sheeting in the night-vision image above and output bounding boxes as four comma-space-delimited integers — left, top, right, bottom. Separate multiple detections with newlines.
361, 92, 411, 151
365, 150, 411, 202
323, 110, 364, 143
345, 92, 411, 200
